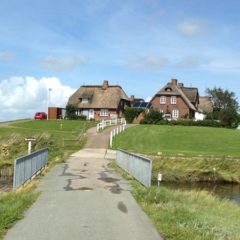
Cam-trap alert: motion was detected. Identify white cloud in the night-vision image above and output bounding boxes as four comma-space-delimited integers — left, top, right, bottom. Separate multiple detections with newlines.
0, 76, 76, 121
0, 51, 14, 62
175, 56, 204, 68
40, 55, 86, 71
128, 54, 169, 70
178, 18, 207, 37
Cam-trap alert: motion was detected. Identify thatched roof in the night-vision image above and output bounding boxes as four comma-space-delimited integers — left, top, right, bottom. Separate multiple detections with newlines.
198, 96, 213, 113
154, 79, 199, 111
68, 81, 130, 109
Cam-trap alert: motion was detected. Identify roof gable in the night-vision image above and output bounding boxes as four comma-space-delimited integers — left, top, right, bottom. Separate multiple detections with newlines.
153, 79, 199, 111
68, 81, 130, 109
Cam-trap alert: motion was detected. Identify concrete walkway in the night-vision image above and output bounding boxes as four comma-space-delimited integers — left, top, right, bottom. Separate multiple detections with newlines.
4, 125, 162, 240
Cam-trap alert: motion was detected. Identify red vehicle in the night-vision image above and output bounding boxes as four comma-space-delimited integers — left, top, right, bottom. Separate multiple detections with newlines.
34, 112, 47, 120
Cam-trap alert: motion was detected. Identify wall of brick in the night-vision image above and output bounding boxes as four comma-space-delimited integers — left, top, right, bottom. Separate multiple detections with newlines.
151, 95, 192, 118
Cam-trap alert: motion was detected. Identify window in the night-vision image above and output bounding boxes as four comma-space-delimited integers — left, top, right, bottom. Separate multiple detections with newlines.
160, 96, 166, 104
82, 98, 89, 103
172, 109, 179, 119
171, 96, 176, 104
100, 109, 109, 116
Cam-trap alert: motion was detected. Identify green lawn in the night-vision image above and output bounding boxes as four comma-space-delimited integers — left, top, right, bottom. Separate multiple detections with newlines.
113, 125, 240, 157
0, 119, 96, 166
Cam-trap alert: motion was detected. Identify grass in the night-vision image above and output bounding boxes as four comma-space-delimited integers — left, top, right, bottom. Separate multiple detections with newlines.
0, 189, 39, 239
152, 156, 240, 183
113, 125, 240, 183
0, 119, 96, 238
111, 161, 240, 240
113, 125, 240, 157
0, 119, 96, 167
135, 186, 240, 240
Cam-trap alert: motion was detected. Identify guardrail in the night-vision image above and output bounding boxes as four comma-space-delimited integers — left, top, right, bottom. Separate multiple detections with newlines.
13, 148, 48, 189
97, 118, 126, 132
116, 149, 152, 187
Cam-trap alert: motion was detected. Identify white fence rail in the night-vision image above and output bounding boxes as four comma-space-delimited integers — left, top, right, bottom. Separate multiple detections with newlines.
109, 124, 127, 148
13, 148, 48, 189
97, 118, 126, 132
116, 149, 152, 187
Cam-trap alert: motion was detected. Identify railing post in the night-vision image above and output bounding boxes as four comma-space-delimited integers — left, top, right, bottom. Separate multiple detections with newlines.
110, 131, 113, 148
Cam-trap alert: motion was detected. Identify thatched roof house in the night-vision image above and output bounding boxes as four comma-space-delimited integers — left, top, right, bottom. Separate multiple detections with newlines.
150, 79, 200, 119
68, 80, 130, 120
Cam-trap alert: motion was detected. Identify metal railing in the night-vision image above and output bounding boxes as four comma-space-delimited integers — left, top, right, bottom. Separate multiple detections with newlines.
116, 149, 152, 187
13, 148, 48, 189
97, 118, 126, 132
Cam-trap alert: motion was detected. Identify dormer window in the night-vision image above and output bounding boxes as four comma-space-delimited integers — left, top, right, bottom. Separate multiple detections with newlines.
165, 87, 172, 92
160, 96, 166, 104
82, 98, 89, 103
171, 96, 176, 104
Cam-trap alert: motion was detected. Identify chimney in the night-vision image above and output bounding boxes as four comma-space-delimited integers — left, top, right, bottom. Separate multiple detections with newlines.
130, 95, 135, 102
102, 80, 109, 90
178, 83, 184, 87
171, 79, 178, 85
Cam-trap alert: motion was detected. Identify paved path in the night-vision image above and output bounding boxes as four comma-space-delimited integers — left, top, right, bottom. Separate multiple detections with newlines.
4, 125, 162, 240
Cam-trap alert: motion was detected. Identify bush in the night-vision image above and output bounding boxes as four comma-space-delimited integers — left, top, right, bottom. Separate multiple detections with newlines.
124, 107, 144, 123
219, 108, 239, 128
140, 109, 163, 124
168, 119, 221, 128
65, 104, 78, 120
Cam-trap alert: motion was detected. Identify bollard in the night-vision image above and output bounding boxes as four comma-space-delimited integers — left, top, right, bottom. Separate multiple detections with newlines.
157, 172, 162, 187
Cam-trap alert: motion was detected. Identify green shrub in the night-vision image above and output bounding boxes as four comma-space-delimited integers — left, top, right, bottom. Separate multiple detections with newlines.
167, 119, 222, 128
140, 109, 163, 124
124, 107, 144, 123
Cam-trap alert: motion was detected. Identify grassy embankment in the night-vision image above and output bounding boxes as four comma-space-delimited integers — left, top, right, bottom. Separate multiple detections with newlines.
111, 161, 240, 240
112, 125, 240, 239
0, 120, 95, 239
113, 125, 240, 183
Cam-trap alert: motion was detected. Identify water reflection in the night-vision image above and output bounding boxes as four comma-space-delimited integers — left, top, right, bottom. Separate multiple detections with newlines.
161, 182, 240, 206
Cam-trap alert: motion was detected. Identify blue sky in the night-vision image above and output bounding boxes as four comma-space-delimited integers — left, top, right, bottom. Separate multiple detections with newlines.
1, 0, 240, 120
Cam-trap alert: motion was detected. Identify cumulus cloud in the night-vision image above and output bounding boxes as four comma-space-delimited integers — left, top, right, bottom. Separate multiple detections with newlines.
0, 52, 15, 62
178, 18, 207, 36
40, 55, 86, 71
0, 76, 76, 121
128, 54, 169, 70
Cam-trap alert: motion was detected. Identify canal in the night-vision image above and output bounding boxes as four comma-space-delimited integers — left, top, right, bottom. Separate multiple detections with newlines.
161, 182, 240, 206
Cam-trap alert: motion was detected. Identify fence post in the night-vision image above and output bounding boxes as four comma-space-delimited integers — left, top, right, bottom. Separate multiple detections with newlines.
113, 129, 116, 137
110, 131, 113, 148
116, 127, 119, 135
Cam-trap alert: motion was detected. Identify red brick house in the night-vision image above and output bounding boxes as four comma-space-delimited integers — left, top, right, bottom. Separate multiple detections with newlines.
67, 80, 130, 120
150, 79, 199, 119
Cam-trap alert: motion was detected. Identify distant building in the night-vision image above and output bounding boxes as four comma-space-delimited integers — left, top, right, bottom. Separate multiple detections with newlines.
150, 79, 200, 119
67, 80, 130, 120
198, 96, 213, 113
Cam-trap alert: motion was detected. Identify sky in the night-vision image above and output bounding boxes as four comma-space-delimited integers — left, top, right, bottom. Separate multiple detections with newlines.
1, 0, 240, 121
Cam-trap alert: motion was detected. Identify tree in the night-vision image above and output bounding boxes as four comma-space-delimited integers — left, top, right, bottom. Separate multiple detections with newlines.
206, 87, 239, 112
206, 87, 239, 128
65, 104, 78, 119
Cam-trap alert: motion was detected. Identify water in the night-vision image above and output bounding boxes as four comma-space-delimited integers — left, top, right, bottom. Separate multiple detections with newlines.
161, 182, 240, 206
